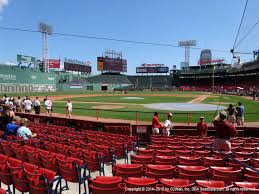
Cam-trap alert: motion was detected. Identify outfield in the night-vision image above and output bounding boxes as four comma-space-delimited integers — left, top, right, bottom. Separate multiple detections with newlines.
44, 91, 259, 123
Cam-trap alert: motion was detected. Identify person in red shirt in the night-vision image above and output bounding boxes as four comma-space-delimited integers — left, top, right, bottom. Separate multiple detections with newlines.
196, 116, 208, 137
213, 111, 238, 153
152, 112, 163, 135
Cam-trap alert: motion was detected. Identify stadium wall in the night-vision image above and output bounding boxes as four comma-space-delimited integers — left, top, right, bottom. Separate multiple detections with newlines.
0, 65, 56, 93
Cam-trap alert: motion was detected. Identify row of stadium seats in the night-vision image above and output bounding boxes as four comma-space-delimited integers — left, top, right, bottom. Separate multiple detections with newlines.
0, 141, 90, 194
112, 163, 259, 183
0, 153, 57, 194
88, 176, 259, 194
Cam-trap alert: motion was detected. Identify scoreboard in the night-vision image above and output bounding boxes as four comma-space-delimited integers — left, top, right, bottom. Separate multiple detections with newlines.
97, 57, 127, 72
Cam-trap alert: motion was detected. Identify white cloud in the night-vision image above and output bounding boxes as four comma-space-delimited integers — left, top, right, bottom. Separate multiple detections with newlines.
0, 0, 9, 12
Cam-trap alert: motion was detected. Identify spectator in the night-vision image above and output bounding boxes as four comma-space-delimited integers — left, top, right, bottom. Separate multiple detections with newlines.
45, 97, 52, 116
33, 97, 41, 115
15, 97, 22, 112
16, 118, 37, 140
226, 104, 237, 124
236, 102, 244, 126
23, 97, 33, 113
5, 106, 15, 123
196, 116, 208, 137
163, 112, 173, 136
66, 99, 72, 118
213, 111, 237, 153
152, 112, 163, 135
3, 116, 20, 139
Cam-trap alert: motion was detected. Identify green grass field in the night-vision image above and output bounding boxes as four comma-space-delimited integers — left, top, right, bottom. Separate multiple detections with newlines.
46, 92, 259, 123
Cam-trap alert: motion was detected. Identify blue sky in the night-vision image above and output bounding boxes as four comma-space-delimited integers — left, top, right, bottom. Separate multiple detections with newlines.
0, 0, 258, 75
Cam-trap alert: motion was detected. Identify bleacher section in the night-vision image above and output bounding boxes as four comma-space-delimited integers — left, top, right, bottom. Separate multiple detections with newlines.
127, 76, 172, 89
85, 73, 132, 85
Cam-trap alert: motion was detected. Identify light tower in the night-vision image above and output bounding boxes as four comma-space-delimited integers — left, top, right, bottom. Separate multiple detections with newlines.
39, 22, 53, 73
178, 40, 197, 69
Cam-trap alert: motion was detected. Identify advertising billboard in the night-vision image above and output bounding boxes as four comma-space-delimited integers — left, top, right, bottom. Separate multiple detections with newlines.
48, 59, 60, 68
97, 57, 127, 72
136, 66, 169, 73
64, 58, 91, 73
17, 54, 36, 63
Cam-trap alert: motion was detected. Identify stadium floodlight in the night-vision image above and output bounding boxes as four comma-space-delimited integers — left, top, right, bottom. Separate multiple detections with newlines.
39, 22, 53, 73
178, 40, 197, 68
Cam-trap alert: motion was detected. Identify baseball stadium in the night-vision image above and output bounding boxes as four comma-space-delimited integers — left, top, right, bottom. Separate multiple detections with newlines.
0, 0, 259, 194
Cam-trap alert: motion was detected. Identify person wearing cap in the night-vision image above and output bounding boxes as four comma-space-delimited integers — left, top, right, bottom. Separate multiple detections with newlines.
66, 99, 73, 118
152, 112, 163, 135
196, 117, 208, 137
213, 111, 237, 153
163, 112, 173, 136
3, 116, 20, 139
16, 118, 37, 140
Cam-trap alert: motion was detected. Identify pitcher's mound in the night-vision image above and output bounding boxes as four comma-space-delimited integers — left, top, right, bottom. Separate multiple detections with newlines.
92, 105, 125, 109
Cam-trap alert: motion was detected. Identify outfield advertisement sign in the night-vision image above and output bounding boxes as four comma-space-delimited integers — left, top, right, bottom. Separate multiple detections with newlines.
17, 54, 36, 63
48, 59, 61, 68
136, 66, 169, 73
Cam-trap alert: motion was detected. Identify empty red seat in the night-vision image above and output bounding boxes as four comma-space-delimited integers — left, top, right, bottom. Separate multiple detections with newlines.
123, 177, 158, 194
193, 150, 211, 157
250, 158, 259, 168
196, 180, 233, 194
234, 182, 259, 193
203, 157, 225, 167
89, 176, 123, 194
160, 178, 194, 187
175, 150, 192, 157
244, 168, 259, 182
145, 165, 175, 179
234, 152, 254, 158
154, 155, 177, 166
113, 164, 144, 178
156, 150, 174, 156
137, 149, 155, 156
228, 158, 250, 168
176, 165, 209, 181
24, 167, 56, 194
1, 141, 15, 157
178, 156, 202, 166
209, 166, 242, 183
131, 155, 154, 165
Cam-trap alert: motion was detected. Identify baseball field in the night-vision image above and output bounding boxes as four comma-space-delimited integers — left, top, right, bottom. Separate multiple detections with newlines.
6, 91, 259, 123
8, 90, 258, 124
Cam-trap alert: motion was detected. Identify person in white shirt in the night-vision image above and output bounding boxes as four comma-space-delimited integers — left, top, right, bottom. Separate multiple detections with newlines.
45, 97, 52, 116
163, 112, 173, 136
23, 97, 33, 113
17, 118, 37, 140
66, 100, 72, 118
34, 96, 41, 115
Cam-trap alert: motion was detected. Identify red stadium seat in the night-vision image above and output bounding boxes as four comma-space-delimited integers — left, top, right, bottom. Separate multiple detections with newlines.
137, 149, 155, 156
160, 178, 195, 187
156, 149, 174, 156
155, 156, 177, 165
195, 180, 233, 194
209, 166, 242, 183
176, 165, 209, 181
244, 168, 259, 182
145, 165, 175, 179
113, 164, 144, 178
24, 167, 56, 194
131, 155, 154, 165
89, 176, 123, 194
123, 177, 158, 194
203, 157, 225, 167
178, 156, 202, 166
234, 182, 259, 194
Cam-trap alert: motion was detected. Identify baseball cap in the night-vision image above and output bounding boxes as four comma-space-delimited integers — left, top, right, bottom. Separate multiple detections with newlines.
219, 111, 227, 120
168, 112, 173, 117
200, 116, 205, 119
